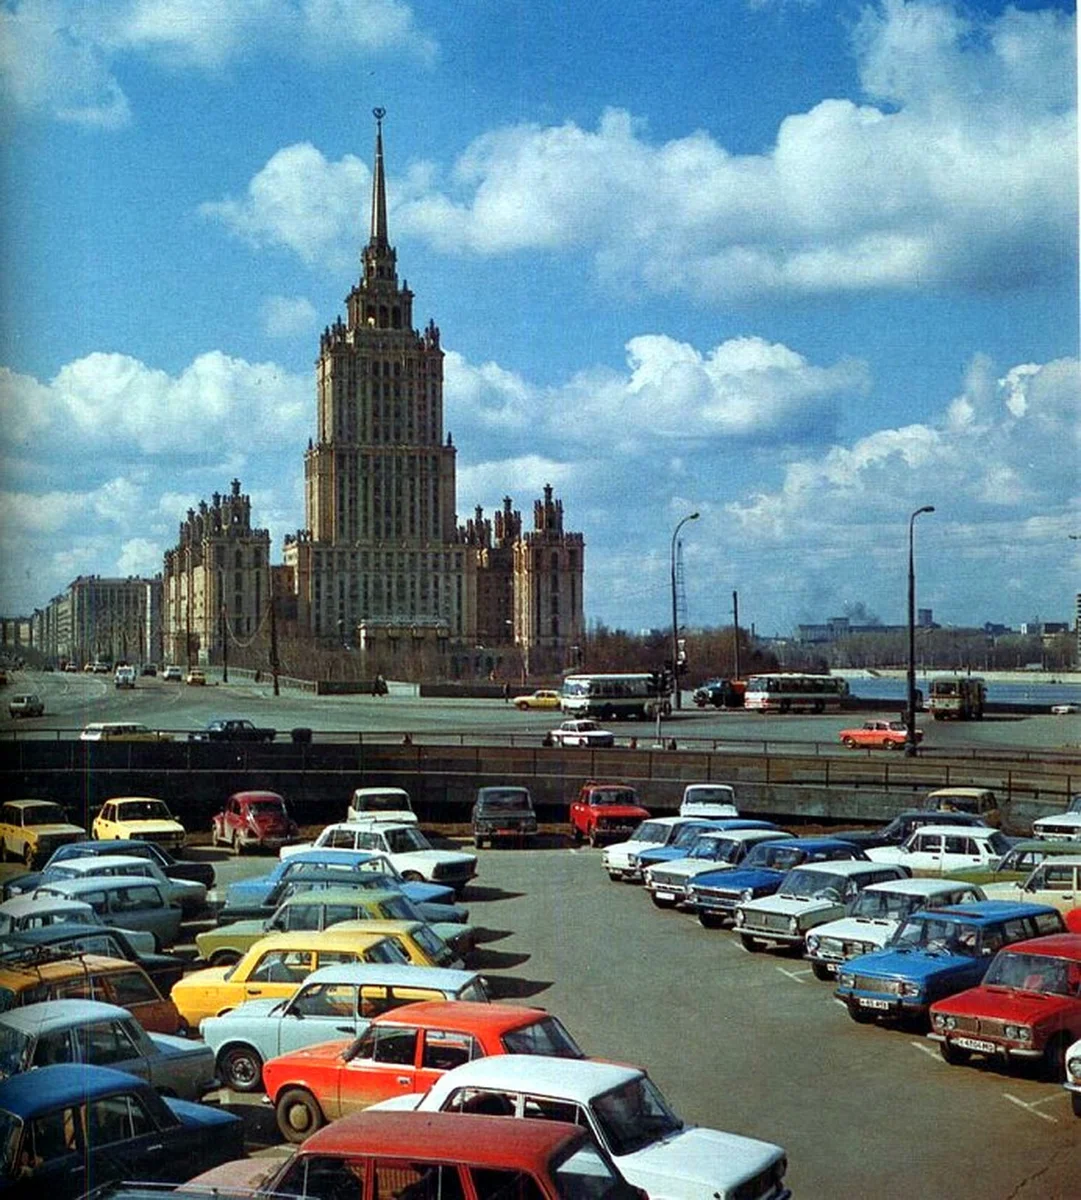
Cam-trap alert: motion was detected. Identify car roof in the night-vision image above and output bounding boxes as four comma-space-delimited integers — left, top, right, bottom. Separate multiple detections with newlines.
0, 954, 140, 985
372, 1000, 546, 1033
913, 901, 1060, 923
0, 997, 132, 1034
287, 848, 378, 863
422, 1053, 640, 1101
278, 886, 398, 907
300, 963, 482, 990
636, 816, 684, 828
36, 878, 166, 899
907, 824, 1000, 837
0, 1064, 151, 1118
229, 791, 285, 802
793, 859, 896, 876
0, 895, 93, 917
776, 836, 862, 850
1023, 855, 1081, 867
353, 788, 411, 798
864, 877, 982, 895
50, 855, 158, 873
298, 1109, 584, 1166
926, 787, 995, 798
699, 828, 791, 843
995, 933, 1081, 959
243, 929, 397, 952
3, 799, 61, 811
1, 923, 132, 950
104, 796, 173, 806
1006, 839, 1081, 853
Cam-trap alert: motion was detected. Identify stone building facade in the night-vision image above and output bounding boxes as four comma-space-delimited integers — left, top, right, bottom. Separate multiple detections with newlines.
162, 480, 270, 666
32, 575, 161, 667
284, 111, 584, 675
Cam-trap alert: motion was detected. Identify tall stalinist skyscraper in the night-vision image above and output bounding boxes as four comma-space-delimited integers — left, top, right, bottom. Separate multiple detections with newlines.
284, 110, 584, 674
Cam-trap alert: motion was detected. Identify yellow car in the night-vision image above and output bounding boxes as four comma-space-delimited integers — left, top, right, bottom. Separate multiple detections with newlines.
92, 796, 187, 853
514, 689, 562, 711
186, 668, 207, 685
0, 798, 86, 869
170, 929, 409, 1027
330, 919, 461, 970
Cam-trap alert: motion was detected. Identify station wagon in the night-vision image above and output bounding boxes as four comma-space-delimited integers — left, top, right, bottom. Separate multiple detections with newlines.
867, 824, 1012, 875
983, 857, 1081, 914
32, 877, 182, 950
0, 801, 84, 870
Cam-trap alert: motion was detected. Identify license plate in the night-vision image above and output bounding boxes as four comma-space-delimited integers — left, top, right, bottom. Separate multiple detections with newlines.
858, 997, 891, 1010
953, 1037, 996, 1054
654, 890, 676, 901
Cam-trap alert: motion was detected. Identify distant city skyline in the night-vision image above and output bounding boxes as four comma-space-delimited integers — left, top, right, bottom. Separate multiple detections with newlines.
1, 1, 1077, 637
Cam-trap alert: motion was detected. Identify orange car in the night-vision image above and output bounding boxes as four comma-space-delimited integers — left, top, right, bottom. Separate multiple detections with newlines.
839, 720, 921, 750
264, 999, 585, 1142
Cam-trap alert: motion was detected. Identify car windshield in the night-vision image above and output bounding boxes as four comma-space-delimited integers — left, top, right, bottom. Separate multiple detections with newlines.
117, 801, 173, 821
745, 843, 806, 871
591, 1075, 684, 1156
669, 824, 708, 849
411, 925, 452, 963
631, 822, 670, 844
778, 868, 849, 900
0, 1027, 32, 1077
689, 836, 740, 863
361, 794, 410, 812
478, 793, 531, 812
458, 978, 489, 1003
591, 791, 635, 807
501, 1015, 584, 1059
385, 828, 429, 853
684, 788, 734, 805
983, 952, 1081, 996
552, 1140, 640, 1200
248, 800, 286, 815
366, 939, 410, 964
374, 896, 417, 921
21, 804, 67, 826
891, 915, 982, 956
983, 831, 1012, 857
849, 890, 924, 921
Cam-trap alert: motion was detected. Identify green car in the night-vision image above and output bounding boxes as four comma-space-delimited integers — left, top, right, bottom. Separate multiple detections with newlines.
195, 886, 474, 966
943, 838, 1081, 886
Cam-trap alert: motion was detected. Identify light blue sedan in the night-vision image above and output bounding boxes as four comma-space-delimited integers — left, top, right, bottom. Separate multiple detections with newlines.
0, 998, 217, 1100
199, 961, 489, 1092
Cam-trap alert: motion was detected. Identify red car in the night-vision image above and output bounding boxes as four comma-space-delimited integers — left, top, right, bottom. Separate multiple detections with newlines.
210, 790, 299, 854
839, 720, 921, 750
930, 932, 1081, 1078
569, 780, 650, 846
263, 1000, 585, 1142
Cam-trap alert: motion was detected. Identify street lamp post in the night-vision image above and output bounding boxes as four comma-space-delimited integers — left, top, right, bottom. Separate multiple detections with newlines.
906, 505, 935, 756
670, 512, 699, 711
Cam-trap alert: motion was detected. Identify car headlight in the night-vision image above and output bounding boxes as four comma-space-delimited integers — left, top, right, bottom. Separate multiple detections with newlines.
933, 1014, 957, 1031
788, 916, 800, 934
806, 934, 820, 951
839, 973, 855, 988
734, 909, 745, 926
627, 854, 639, 868
1005, 1025, 1032, 1042
899, 981, 922, 998
1066, 1053, 1081, 1083
740, 888, 754, 902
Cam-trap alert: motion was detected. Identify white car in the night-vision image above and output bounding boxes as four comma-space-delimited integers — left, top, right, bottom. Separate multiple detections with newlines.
734, 861, 911, 953
1064, 1037, 1081, 1117
369, 1055, 791, 1200
601, 816, 690, 882
345, 787, 418, 825
548, 719, 615, 748
283, 820, 475, 895
982, 857, 1081, 914
678, 784, 738, 819
1051, 703, 1080, 715
645, 828, 795, 908
804, 877, 987, 979
162, 665, 183, 681
1033, 795, 1081, 842
866, 824, 1013, 875
114, 666, 136, 689
17, 853, 206, 917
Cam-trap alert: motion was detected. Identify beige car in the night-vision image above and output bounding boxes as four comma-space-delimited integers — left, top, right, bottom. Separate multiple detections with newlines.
922, 787, 1001, 828
983, 857, 1081, 914
0, 798, 85, 868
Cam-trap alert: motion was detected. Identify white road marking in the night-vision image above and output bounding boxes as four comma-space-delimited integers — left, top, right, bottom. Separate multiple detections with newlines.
776, 965, 811, 984
1003, 1093, 1059, 1124
909, 1039, 941, 1060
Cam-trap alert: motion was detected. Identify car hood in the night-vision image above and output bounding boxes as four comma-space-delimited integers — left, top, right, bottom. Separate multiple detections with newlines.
165, 1096, 243, 1130
207, 918, 267, 938
175, 965, 232, 987
812, 916, 895, 945
655, 857, 731, 878
620, 1126, 785, 1197
933, 985, 1079, 1022
27, 823, 85, 839
743, 895, 838, 919
394, 850, 475, 869
110, 820, 184, 836
149, 1031, 216, 1060
865, 847, 907, 864
845, 947, 974, 983
693, 867, 783, 891
202, 997, 286, 1027
268, 1038, 351, 1069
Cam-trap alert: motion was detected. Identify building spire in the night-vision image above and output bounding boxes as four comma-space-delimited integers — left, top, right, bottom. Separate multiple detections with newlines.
370, 107, 388, 247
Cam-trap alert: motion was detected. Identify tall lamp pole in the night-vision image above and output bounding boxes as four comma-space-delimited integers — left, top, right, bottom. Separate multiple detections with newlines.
670, 512, 699, 711
906, 505, 935, 756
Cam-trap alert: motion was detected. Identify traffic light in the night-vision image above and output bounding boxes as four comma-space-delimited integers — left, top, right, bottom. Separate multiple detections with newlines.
648, 670, 662, 696
661, 667, 674, 695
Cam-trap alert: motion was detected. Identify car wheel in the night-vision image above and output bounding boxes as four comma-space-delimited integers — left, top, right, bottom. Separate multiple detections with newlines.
1043, 1034, 1070, 1082
230, 831, 241, 856
473, 834, 483, 848
1072, 1091, 1081, 1118
939, 1040, 971, 1067
219, 1044, 265, 1093
277, 1088, 325, 1143
208, 949, 241, 967
571, 826, 582, 844
0, 840, 5, 862
810, 962, 835, 982
588, 830, 600, 848
842, 737, 857, 749
739, 933, 763, 953
401, 870, 424, 882
698, 913, 725, 930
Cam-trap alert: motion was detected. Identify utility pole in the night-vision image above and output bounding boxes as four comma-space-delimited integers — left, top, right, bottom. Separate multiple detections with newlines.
268, 573, 280, 697
732, 590, 741, 681
220, 604, 229, 683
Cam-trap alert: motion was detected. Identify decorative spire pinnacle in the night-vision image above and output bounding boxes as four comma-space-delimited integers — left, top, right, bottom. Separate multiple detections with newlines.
370, 107, 388, 247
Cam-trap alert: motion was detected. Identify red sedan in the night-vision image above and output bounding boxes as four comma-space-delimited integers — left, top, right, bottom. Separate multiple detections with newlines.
839, 720, 921, 750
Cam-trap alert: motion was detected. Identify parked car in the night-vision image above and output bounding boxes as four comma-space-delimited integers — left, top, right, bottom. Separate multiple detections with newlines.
208, 1109, 641, 1200
218, 848, 454, 915
0, 952, 182, 1033
264, 1000, 585, 1142
982, 857, 1081, 914
549, 719, 615, 748
471, 786, 537, 847
839, 719, 918, 750
190, 718, 276, 743
678, 783, 739, 819
185, 669, 206, 685
329, 920, 465, 971
0, 999, 217, 1100
834, 901, 1066, 1026
298, 821, 477, 896
867, 824, 1014, 875
140, 663, 158, 676
687, 837, 870, 929
0, 923, 186, 994
632, 817, 779, 874
211, 790, 299, 854
113, 666, 136, 689
162, 665, 183, 681
7, 854, 205, 917
201, 962, 490, 1092
31, 876, 183, 950
171, 929, 412, 1029
735, 861, 912, 954
943, 837, 1081, 886
602, 816, 700, 882
7, 694, 43, 719
0, 800, 85, 869
644, 828, 796, 908
368, 1054, 792, 1200
0, 1063, 243, 1199
837, 809, 990, 851
929, 933, 1081, 1077
345, 787, 419, 825
569, 781, 650, 848
41, 838, 214, 889
79, 723, 172, 743
91, 796, 186, 853
1051, 704, 1080, 715
514, 689, 562, 711
1065, 1037, 1081, 1115
805, 877, 988, 980
0, 895, 156, 956
921, 786, 1001, 827
1033, 795, 1081, 842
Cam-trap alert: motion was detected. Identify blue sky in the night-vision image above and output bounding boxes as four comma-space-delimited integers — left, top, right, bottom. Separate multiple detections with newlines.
1, 0, 1077, 638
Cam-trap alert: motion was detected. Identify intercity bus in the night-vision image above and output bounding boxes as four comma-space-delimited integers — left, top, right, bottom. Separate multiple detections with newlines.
560, 673, 671, 720
928, 675, 987, 720
743, 672, 849, 714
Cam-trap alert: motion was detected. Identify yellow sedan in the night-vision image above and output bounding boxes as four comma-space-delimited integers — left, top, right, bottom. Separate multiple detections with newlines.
170, 929, 411, 1028
92, 796, 187, 853
514, 689, 562, 711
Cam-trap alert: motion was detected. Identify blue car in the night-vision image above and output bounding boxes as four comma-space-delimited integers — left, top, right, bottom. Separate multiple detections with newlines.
834, 901, 1066, 1026
0, 1063, 244, 1198
633, 819, 779, 872
686, 837, 869, 929
217, 848, 455, 913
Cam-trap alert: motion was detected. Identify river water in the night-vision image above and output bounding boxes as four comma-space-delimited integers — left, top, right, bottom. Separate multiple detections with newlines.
841, 674, 1081, 707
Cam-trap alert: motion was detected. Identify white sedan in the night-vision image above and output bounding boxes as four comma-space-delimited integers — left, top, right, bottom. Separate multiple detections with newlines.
548, 719, 615, 747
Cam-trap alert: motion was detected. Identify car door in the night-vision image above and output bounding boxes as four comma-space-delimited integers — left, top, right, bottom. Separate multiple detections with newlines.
77, 1016, 153, 1083
277, 982, 361, 1056
940, 835, 985, 872
907, 833, 941, 873
19, 1101, 86, 1197
338, 1025, 420, 1115
83, 1088, 176, 1183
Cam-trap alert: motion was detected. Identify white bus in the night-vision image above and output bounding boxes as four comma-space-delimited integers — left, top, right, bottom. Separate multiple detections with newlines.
744, 673, 849, 714
560, 673, 671, 720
